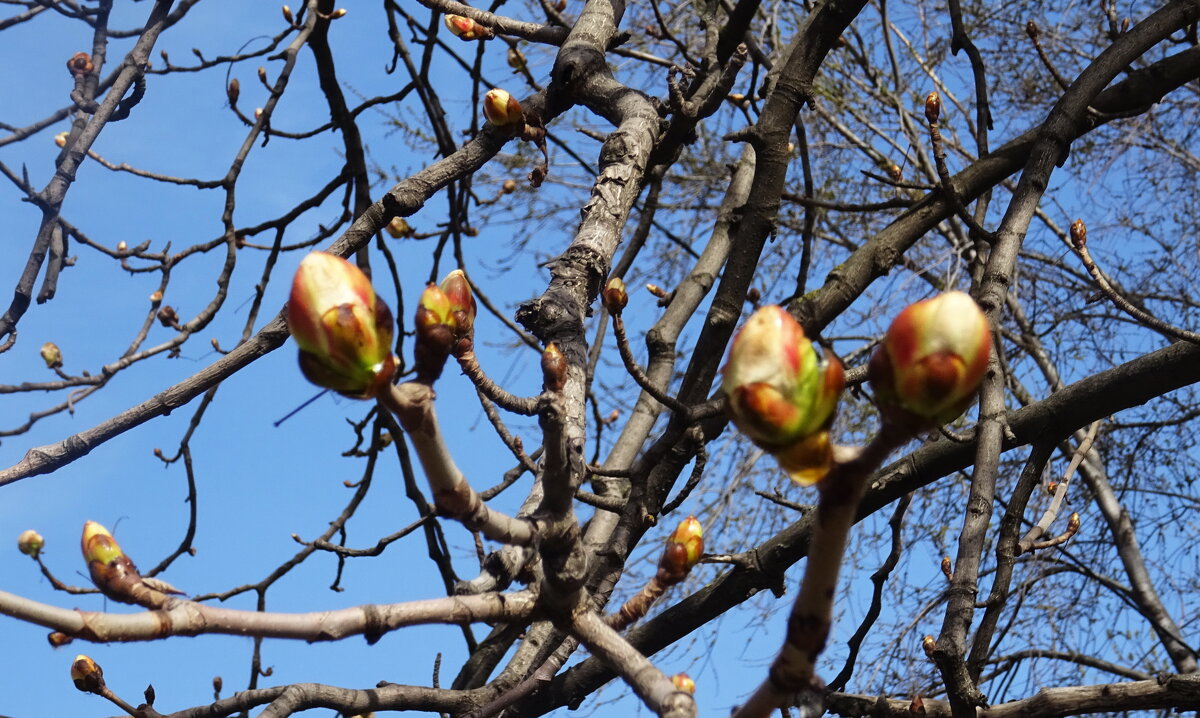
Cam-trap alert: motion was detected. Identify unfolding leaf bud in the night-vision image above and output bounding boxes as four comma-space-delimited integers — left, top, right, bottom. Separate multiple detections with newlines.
18, 529, 44, 557
1069, 218, 1086, 248
282, 4, 294, 24
922, 635, 936, 658
482, 88, 524, 130
924, 91, 940, 124
868, 291, 991, 428
288, 252, 397, 398
602, 277, 628, 315
67, 52, 93, 78
1067, 512, 1080, 534
502, 179, 518, 194
645, 283, 668, 299
82, 521, 124, 568
541, 343, 567, 392
671, 673, 696, 694
722, 306, 845, 485
48, 631, 73, 648
444, 14, 494, 40
227, 78, 240, 106
414, 283, 456, 381
507, 47, 527, 72
440, 269, 476, 348
54, 131, 68, 148
40, 342, 63, 369
659, 516, 704, 581
71, 655, 105, 694
1025, 20, 1040, 40
386, 217, 413, 238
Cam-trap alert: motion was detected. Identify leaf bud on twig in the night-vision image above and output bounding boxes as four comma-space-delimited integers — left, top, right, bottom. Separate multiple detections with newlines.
18, 529, 44, 557
1070, 218, 1087, 248
54, 131, 68, 148
1025, 19, 1040, 40
602, 277, 627, 315
940, 555, 953, 582
922, 635, 936, 658
281, 4, 294, 24
71, 655, 105, 694
924, 91, 940, 124
227, 78, 240, 106
482, 88, 524, 130
507, 47, 527, 72
541, 343, 567, 393
1067, 511, 1081, 534
385, 217, 414, 238
66, 52, 93, 78
48, 631, 73, 648
671, 673, 696, 694
444, 14, 494, 41
40, 342, 63, 369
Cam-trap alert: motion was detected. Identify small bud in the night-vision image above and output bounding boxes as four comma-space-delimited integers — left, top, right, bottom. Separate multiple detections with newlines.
924, 91, 940, 124
1067, 512, 1081, 534
157, 305, 178, 327
288, 252, 397, 398
54, 131, 69, 148
227, 78, 240, 106
117, 240, 127, 252
541, 343, 567, 392
329, 8, 346, 18
502, 179, 518, 194
213, 675, 223, 695
40, 342, 63, 369
149, 290, 163, 303
868, 291, 991, 428
888, 164, 903, 181
386, 217, 413, 238
554, 0, 566, 12
922, 635, 936, 658
482, 88, 524, 130
257, 66, 267, 83
602, 277, 628, 314
507, 47, 527, 72
462, 226, 479, 237
18, 529, 44, 557
658, 516, 704, 582
645, 283, 668, 299
745, 287, 761, 304
1120, 17, 1131, 33
254, 107, 263, 120
282, 4, 294, 24
444, 14, 494, 40
1025, 20, 1040, 40
727, 93, 746, 106
66, 52, 93, 78
671, 673, 696, 694
940, 555, 952, 581
48, 632, 73, 648
722, 306, 845, 485
1069, 219, 1087, 248
71, 655, 105, 694
1045, 480, 1060, 495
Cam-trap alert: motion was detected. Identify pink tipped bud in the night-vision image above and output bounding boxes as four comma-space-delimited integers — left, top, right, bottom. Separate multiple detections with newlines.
602, 277, 628, 314
868, 291, 990, 427
541, 343, 567, 393
444, 14, 494, 40
40, 342, 63, 369
671, 673, 696, 694
71, 655, 105, 694
483, 89, 524, 130
18, 529, 44, 558
287, 252, 397, 398
924, 91, 940, 124
722, 306, 845, 485
440, 270, 476, 338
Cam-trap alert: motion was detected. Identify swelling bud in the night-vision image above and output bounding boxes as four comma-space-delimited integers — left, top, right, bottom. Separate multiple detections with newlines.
722, 306, 844, 485
483, 88, 524, 130
444, 14, 494, 40
869, 291, 990, 428
18, 529, 44, 557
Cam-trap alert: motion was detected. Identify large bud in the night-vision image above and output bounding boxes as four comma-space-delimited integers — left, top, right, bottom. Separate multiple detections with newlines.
287, 252, 397, 398
414, 284, 456, 381
444, 14, 494, 40
483, 89, 524, 131
722, 306, 844, 485
659, 516, 704, 583
440, 269, 476, 350
868, 291, 991, 427
71, 655, 105, 694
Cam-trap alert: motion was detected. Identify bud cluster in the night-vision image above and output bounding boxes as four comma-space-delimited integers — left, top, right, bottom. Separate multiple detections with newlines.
415, 270, 477, 382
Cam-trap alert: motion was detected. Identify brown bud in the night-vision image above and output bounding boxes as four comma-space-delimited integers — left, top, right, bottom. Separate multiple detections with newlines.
888, 164, 903, 181
1046, 480, 1060, 495
1069, 219, 1087, 248
924, 91, 940, 124
213, 676, 223, 695
541, 343, 567, 393
157, 305, 179, 327
386, 217, 413, 239
554, 0, 566, 10
227, 78, 240, 106
1067, 511, 1081, 534
71, 655, 105, 694
1120, 17, 1130, 33
282, 4, 294, 24
67, 52, 93, 78
149, 290, 163, 303
502, 179, 518, 194
940, 555, 952, 581
602, 277, 628, 314
462, 226, 479, 237
257, 66, 267, 83
745, 287, 761, 304
48, 631, 73, 648
1025, 20, 1040, 40
40, 342, 63, 369
507, 47, 527, 72
922, 635, 936, 658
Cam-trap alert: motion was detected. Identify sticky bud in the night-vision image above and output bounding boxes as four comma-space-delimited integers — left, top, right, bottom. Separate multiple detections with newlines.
868, 291, 991, 428
671, 673, 696, 694
18, 529, 44, 558
922, 635, 936, 658
940, 555, 952, 581
541, 343, 567, 393
444, 14, 494, 40
40, 342, 63, 369
157, 305, 179, 327
440, 269, 476, 351
888, 164, 903, 181
1045, 481, 1060, 495
602, 277, 628, 314
1070, 219, 1086, 248
746, 288, 761, 304
482, 88, 524, 130
1067, 512, 1081, 534
54, 132, 68, 148
48, 632, 73, 648
227, 78, 240, 106
282, 5, 294, 24
722, 306, 845, 485
502, 179, 518, 194
924, 91, 940, 124
71, 655, 105, 694
658, 516, 704, 582
66, 52, 93, 78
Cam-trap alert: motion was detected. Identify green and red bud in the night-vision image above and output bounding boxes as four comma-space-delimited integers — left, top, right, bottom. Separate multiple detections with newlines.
18, 529, 44, 557
671, 673, 696, 694
868, 291, 991, 428
444, 14, 494, 40
413, 281, 463, 382
924, 91, 940, 124
483, 89, 524, 130
602, 277, 628, 315
658, 516, 704, 583
541, 343, 567, 393
440, 269, 476, 339
722, 306, 845, 486
287, 252, 397, 398
71, 654, 105, 694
